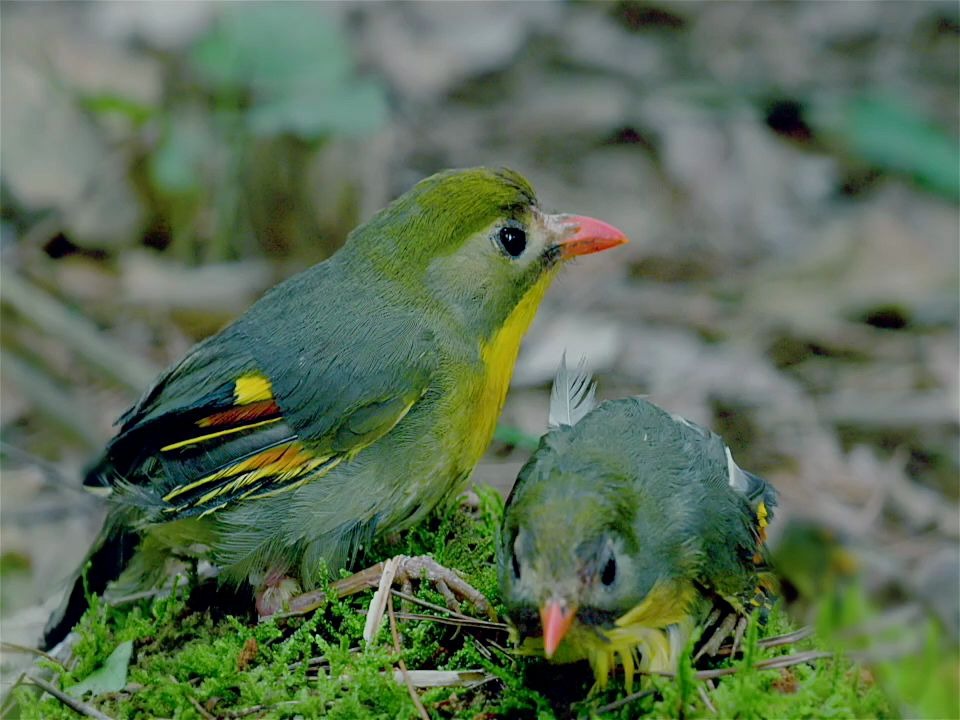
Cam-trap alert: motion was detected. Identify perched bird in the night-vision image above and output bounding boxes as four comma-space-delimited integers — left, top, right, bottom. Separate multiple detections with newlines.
499, 360, 777, 689
43, 168, 627, 649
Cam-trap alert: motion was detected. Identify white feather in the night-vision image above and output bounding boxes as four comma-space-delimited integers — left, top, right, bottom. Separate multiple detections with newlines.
548, 353, 597, 428
725, 445, 750, 493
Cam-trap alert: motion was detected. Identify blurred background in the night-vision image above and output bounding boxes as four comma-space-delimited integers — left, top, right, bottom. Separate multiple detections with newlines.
1, 1, 957, 714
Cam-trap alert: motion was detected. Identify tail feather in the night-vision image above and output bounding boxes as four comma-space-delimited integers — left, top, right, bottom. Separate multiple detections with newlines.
42, 524, 140, 650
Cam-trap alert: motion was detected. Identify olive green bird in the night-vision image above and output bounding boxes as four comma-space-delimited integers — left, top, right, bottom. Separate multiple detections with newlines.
499, 360, 776, 689
43, 168, 627, 649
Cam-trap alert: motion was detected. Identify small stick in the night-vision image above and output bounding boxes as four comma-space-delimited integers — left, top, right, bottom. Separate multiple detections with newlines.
593, 689, 655, 714
363, 557, 400, 643
225, 700, 301, 718
758, 626, 815, 649
698, 684, 717, 714
393, 612, 508, 632
0, 442, 97, 499
0, 270, 157, 392
0, 672, 28, 718
0, 641, 66, 667
598, 650, 833, 714
387, 594, 430, 720
188, 695, 216, 720
693, 650, 833, 681
391, 589, 507, 629
26, 676, 115, 720
390, 589, 478, 622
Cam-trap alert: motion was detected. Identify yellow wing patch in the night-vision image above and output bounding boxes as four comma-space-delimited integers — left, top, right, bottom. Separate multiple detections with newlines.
235, 372, 273, 404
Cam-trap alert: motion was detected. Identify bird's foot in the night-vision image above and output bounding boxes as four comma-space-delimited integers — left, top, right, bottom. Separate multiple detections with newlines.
695, 609, 748, 660
389, 554, 496, 621
270, 555, 495, 621
253, 569, 302, 617
360, 555, 496, 643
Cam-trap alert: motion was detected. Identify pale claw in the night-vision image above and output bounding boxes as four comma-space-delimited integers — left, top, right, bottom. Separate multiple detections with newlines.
254, 571, 302, 617
391, 555, 495, 621
696, 612, 739, 660
265, 555, 496, 621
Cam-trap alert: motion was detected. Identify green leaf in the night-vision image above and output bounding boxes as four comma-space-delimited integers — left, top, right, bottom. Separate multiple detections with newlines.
189, 4, 387, 140
191, 5, 347, 93
814, 95, 960, 201
248, 81, 388, 138
493, 423, 541, 451
150, 114, 212, 194
67, 640, 133, 697
80, 93, 156, 125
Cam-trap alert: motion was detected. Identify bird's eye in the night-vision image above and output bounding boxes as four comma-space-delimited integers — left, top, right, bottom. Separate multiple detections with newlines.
511, 552, 522, 580
601, 555, 617, 586
497, 225, 527, 258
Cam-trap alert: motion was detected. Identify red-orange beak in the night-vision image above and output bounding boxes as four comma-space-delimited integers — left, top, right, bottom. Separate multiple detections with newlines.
539, 600, 578, 658
555, 215, 629, 259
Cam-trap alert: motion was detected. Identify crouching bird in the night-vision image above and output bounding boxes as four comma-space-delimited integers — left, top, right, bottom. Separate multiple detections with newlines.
499, 360, 777, 689
43, 168, 628, 649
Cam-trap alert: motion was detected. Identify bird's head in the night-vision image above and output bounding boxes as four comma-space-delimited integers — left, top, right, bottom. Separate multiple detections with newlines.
344, 167, 627, 339
499, 423, 700, 659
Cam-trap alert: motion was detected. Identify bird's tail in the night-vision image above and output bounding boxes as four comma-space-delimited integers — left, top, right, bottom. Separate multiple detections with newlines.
42, 521, 140, 650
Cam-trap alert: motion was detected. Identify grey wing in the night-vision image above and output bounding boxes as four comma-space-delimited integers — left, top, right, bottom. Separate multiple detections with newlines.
234, 264, 439, 453
88, 261, 438, 519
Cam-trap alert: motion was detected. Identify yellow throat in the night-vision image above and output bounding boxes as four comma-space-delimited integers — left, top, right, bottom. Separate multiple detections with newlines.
465, 271, 556, 464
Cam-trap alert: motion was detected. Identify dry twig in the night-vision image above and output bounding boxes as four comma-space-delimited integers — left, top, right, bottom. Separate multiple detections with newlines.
188, 695, 216, 720
698, 684, 718, 714
593, 689, 655, 714
0, 641, 66, 667
25, 675, 114, 720
393, 611, 508, 632
0, 270, 157, 392
387, 594, 430, 720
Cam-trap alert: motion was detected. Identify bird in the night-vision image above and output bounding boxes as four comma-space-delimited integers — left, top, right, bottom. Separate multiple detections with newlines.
499, 359, 777, 689
43, 167, 628, 650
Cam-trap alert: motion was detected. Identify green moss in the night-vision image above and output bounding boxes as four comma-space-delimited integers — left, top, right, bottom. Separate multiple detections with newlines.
13, 486, 906, 719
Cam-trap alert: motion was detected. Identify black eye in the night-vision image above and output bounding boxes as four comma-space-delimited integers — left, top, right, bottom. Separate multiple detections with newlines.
601, 556, 617, 586
511, 552, 522, 579
498, 225, 527, 258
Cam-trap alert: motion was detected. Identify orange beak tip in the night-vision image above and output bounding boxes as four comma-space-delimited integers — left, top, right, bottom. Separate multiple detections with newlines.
558, 215, 629, 259
540, 601, 577, 659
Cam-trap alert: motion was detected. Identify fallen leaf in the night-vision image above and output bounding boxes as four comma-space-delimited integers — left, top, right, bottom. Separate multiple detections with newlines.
67, 640, 134, 697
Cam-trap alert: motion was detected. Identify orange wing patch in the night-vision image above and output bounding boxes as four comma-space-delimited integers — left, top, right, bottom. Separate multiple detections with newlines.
160, 374, 282, 453
197, 399, 281, 428
163, 440, 333, 512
